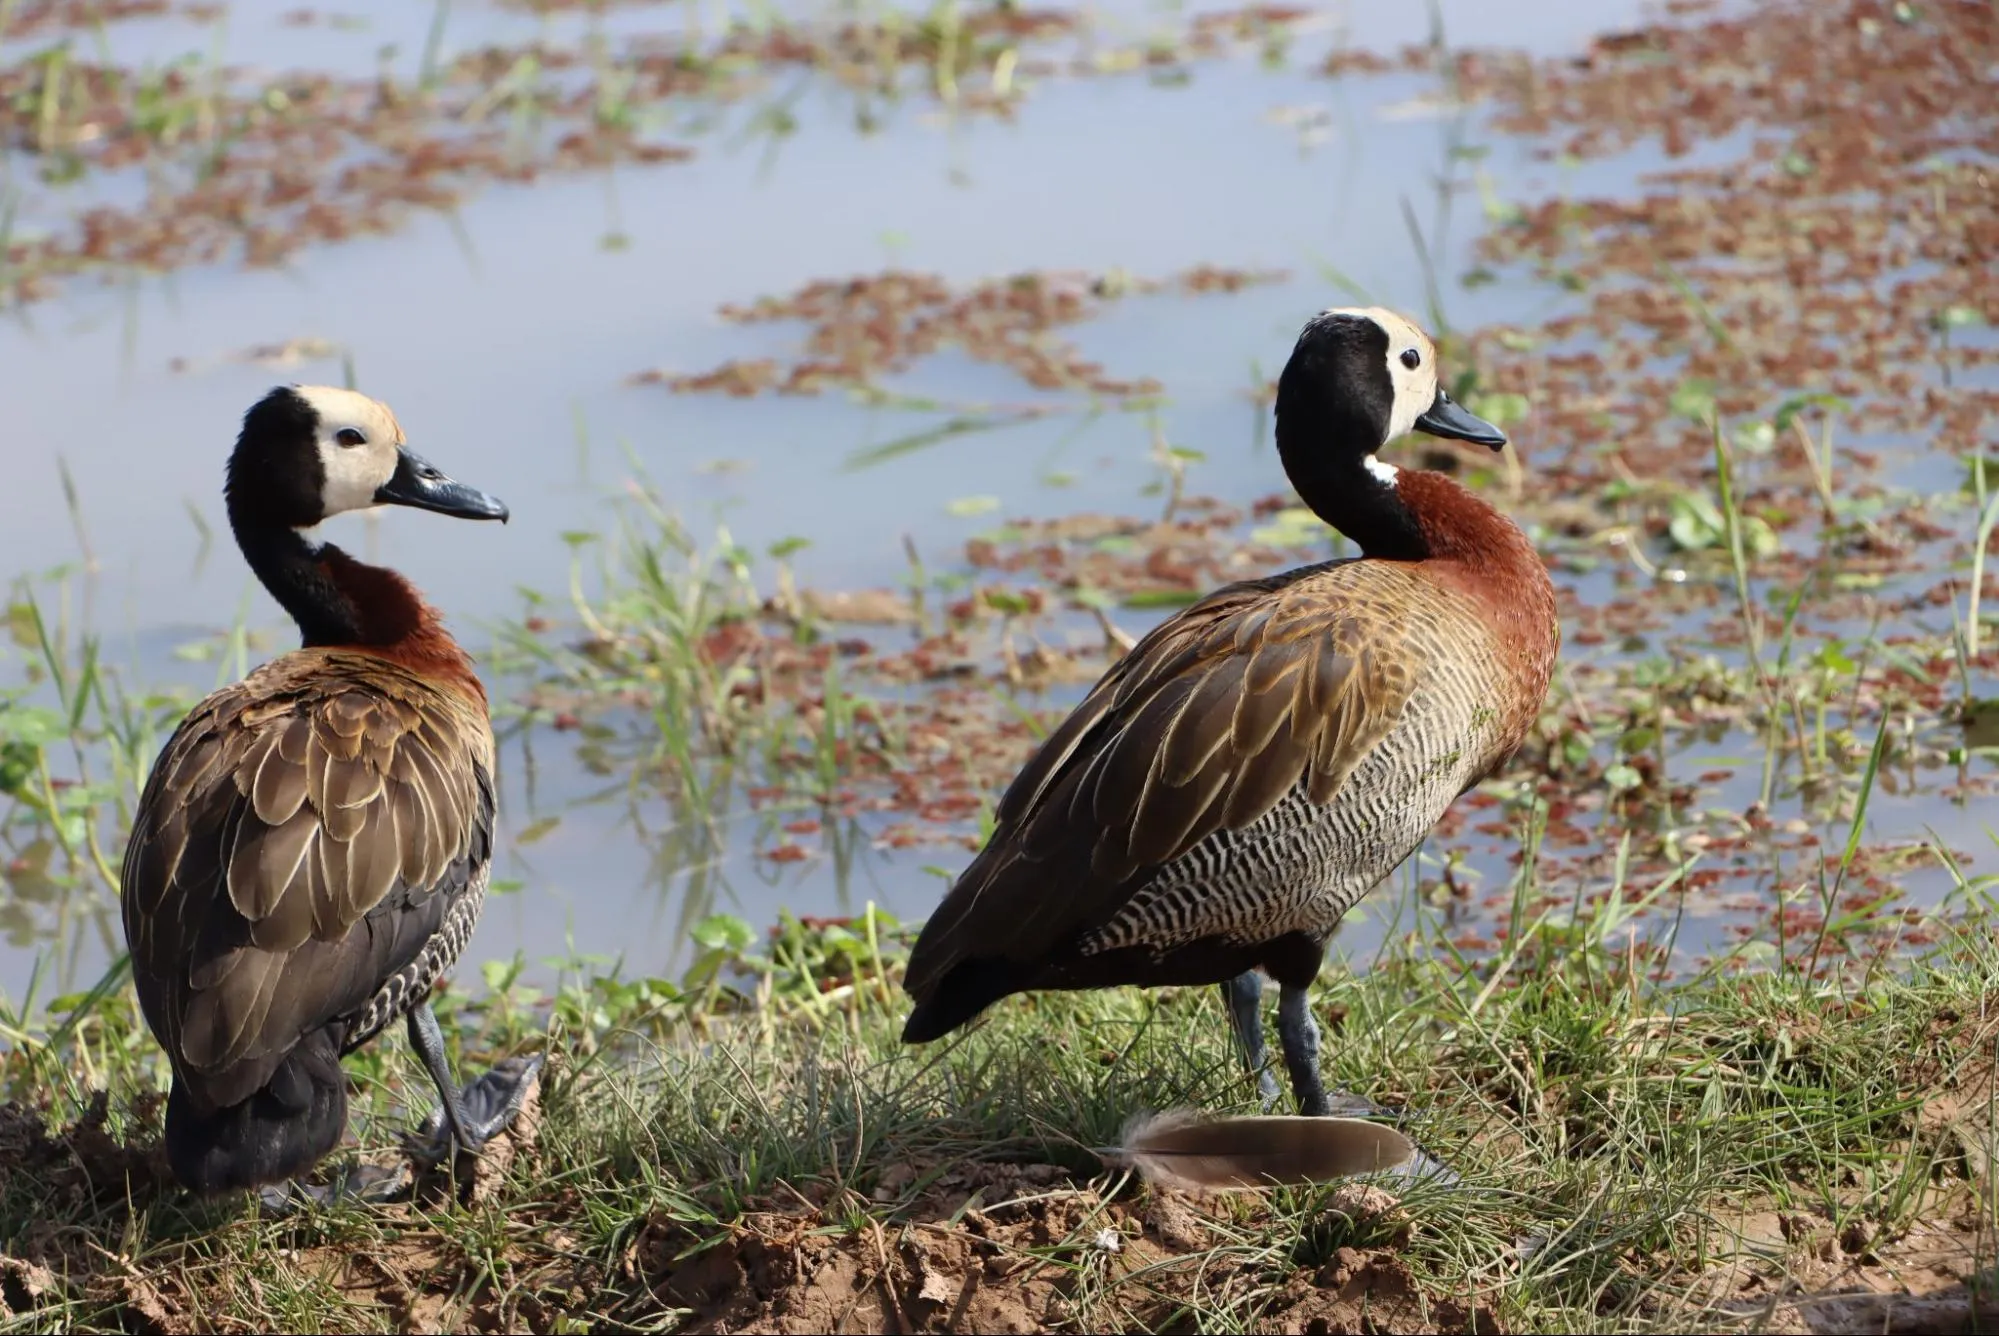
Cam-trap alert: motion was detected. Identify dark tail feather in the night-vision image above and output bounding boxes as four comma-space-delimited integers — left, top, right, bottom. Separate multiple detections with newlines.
901, 957, 1025, 1043
165, 1029, 347, 1195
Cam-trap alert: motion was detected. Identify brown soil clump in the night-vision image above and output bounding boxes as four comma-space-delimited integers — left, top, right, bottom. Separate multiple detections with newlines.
625, 1161, 1489, 1334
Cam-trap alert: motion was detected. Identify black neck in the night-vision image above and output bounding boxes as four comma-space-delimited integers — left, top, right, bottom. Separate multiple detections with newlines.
229, 516, 365, 646
1274, 421, 1429, 561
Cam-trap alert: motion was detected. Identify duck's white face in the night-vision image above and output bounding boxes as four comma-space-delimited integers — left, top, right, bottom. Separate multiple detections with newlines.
1314, 306, 1439, 447
1369, 309, 1442, 445
293, 385, 408, 519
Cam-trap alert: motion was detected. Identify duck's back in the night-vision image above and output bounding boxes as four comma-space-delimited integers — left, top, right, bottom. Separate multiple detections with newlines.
1084, 560, 1523, 958
122, 649, 496, 1117
904, 544, 1555, 1027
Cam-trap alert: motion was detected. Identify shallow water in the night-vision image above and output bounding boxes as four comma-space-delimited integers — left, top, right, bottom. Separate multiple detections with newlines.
11, 0, 1958, 1003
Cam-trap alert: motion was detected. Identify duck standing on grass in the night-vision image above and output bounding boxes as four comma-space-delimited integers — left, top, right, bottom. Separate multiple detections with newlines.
901, 309, 1559, 1116
121, 386, 542, 1207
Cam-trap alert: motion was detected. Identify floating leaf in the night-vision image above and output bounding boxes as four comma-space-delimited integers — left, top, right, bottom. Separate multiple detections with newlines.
1667, 492, 1726, 551
516, 816, 561, 846
690, 914, 756, 953
1472, 391, 1530, 426
1740, 516, 1781, 558
1619, 727, 1658, 755
1773, 392, 1848, 432
983, 590, 1033, 617
1668, 379, 1717, 424
0, 741, 36, 797
1123, 588, 1204, 609
5, 604, 37, 651
1733, 420, 1776, 454
0, 705, 64, 749
1251, 507, 1331, 548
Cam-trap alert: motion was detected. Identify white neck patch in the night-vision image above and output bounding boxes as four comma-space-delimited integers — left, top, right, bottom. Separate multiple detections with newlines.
1362, 454, 1400, 486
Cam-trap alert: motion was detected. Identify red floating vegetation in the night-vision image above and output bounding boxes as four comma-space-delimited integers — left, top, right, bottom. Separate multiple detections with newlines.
631, 266, 1285, 404
0, 4, 1314, 309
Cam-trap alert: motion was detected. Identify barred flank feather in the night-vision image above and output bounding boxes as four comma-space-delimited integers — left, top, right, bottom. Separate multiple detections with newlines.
1101, 1109, 1415, 1191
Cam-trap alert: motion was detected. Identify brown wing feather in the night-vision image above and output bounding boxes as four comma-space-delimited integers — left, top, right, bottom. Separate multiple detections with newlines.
904, 561, 1419, 997
121, 649, 494, 1111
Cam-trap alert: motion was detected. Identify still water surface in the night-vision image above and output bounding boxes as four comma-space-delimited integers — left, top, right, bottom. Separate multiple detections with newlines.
4, 0, 1686, 997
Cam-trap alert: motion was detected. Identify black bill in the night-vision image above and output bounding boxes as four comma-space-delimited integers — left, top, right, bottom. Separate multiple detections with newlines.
1413, 391, 1507, 450
375, 447, 510, 522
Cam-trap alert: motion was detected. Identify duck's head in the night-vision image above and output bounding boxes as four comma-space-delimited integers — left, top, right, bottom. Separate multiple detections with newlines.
1275, 307, 1505, 481
225, 385, 509, 532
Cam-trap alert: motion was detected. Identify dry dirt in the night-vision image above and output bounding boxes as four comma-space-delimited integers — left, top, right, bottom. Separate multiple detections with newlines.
625, 1160, 1501, 1335
1684, 1049, 1999, 1336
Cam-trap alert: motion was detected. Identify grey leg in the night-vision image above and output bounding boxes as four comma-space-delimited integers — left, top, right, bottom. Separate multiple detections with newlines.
408, 1003, 474, 1152
406, 1003, 544, 1164
1276, 980, 1331, 1117
1220, 972, 1281, 1106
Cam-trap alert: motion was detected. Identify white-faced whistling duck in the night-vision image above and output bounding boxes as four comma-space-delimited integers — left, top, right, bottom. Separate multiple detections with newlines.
121, 386, 541, 1206
901, 309, 1560, 1115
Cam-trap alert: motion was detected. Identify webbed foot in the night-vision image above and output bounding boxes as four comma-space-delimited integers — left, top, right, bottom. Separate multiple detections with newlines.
256, 1159, 411, 1215
407, 1052, 546, 1165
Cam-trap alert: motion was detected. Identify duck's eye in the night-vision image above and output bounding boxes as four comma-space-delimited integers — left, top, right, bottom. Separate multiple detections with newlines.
335, 428, 367, 447
1400, 349, 1421, 370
